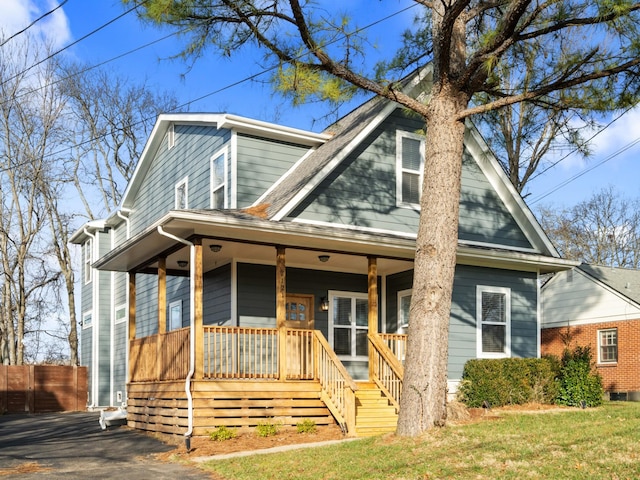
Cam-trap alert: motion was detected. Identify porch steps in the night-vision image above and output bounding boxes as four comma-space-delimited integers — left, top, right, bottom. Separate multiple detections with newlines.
354, 382, 398, 437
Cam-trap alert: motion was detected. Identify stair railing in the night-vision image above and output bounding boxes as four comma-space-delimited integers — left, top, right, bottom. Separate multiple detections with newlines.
313, 330, 358, 434
368, 333, 404, 411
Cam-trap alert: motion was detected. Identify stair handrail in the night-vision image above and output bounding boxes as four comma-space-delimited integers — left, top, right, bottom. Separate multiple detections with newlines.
313, 330, 357, 434
368, 333, 404, 411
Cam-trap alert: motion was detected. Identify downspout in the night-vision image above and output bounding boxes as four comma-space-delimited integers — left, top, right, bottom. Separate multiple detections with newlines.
157, 226, 195, 451
84, 228, 97, 410
116, 210, 131, 403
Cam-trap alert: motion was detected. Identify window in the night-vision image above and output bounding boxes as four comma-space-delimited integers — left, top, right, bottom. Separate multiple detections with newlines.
476, 286, 511, 358
84, 238, 93, 284
167, 124, 175, 149
175, 177, 188, 209
115, 305, 126, 324
397, 289, 412, 333
169, 300, 182, 331
598, 328, 618, 363
210, 149, 226, 209
82, 311, 92, 328
330, 292, 368, 359
396, 131, 424, 206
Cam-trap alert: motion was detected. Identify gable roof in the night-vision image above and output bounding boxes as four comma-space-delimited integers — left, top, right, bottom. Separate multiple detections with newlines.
577, 264, 640, 305
255, 66, 559, 258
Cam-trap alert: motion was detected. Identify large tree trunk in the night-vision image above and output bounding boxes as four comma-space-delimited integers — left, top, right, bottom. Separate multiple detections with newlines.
396, 88, 468, 436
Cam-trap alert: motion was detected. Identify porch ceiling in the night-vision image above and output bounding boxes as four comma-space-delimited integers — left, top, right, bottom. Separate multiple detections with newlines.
94, 210, 417, 276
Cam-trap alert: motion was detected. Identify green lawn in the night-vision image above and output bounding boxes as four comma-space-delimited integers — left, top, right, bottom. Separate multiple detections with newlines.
198, 402, 640, 479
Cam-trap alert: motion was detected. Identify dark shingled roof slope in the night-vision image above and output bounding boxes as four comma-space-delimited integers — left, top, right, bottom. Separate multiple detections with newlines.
578, 263, 640, 305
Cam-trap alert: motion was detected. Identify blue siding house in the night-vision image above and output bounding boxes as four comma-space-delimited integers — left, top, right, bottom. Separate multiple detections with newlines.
71, 67, 572, 437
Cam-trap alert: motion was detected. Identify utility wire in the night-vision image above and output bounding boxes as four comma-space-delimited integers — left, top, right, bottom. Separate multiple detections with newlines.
0, 0, 69, 48
0, 1, 146, 87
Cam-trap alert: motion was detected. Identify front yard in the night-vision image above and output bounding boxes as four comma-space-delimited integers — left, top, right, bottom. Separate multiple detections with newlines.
191, 402, 640, 479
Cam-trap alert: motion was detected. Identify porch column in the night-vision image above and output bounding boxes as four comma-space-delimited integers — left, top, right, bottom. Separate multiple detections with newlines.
368, 256, 378, 379
157, 258, 166, 335
194, 239, 204, 379
276, 246, 287, 380
128, 272, 136, 382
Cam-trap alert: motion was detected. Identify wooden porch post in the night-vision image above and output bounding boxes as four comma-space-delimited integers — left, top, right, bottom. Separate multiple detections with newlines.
368, 256, 378, 379
158, 258, 167, 335
194, 239, 204, 379
157, 258, 167, 380
276, 246, 287, 380
128, 272, 136, 382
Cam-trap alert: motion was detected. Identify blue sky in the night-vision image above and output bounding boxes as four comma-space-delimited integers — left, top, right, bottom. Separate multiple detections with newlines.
2, 0, 639, 211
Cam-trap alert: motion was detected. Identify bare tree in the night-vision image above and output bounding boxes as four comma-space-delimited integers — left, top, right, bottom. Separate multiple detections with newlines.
0, 38, 65, 364
538, 186, 640, 268
59, 64, 180, 219
129, 0, 640, 435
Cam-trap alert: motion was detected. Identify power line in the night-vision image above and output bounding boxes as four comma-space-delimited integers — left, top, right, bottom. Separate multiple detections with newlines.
0, 1, 146, 88
0, 0, 69, 48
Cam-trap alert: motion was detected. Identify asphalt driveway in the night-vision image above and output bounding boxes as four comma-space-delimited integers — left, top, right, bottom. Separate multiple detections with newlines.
0, 412, 212, 479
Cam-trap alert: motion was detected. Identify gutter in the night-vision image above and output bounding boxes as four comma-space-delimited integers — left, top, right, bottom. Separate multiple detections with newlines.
157, 226, 195, 451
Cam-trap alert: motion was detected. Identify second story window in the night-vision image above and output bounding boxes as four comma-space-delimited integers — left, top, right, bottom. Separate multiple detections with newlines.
167, 124, 175, 149
84, 238, 93, 284
175, 177, 188, 209
211, 149, 226, 209
396, 131, 424, 207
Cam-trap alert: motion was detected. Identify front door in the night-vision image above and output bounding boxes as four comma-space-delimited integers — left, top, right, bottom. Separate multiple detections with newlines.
285, 294, 314, 329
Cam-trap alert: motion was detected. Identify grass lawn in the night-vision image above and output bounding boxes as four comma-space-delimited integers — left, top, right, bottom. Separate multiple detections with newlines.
198, 402, 640, 479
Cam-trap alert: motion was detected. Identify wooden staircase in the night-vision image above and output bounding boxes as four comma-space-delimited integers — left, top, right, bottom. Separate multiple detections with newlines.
354, 382, 398, 437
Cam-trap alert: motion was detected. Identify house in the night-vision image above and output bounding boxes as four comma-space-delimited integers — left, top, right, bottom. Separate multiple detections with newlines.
70, 67, 573, 437
541, 264, 640, 401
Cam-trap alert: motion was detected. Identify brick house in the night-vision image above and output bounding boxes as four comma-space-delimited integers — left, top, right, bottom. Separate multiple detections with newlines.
541, 264, 640, 400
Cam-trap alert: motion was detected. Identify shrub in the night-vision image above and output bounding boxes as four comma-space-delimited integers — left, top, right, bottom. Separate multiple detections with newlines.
458, 358, 558, 407
209, 425, 236, 442
296, 419, 317, 434
555, 346, 604, 407
256, 420, 280, 437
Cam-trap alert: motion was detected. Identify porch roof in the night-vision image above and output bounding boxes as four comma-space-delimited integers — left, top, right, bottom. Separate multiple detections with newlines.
93, 209, 576, 276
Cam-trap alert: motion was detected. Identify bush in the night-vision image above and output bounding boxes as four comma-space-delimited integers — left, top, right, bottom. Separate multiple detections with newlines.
458, 358, 558, 408
256, 420, 280, 437
555, 346, 604, 407
296, 419, 317, 434
208, 425, 236, 441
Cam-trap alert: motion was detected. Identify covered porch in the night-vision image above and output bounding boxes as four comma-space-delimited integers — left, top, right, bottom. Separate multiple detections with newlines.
97, 211, 414, 437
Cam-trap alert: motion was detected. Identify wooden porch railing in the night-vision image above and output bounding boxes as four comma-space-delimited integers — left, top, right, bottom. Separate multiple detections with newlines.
380, 333, 407, 364
369, 333, 406, 411
203, 326, 279, 379
129, 327, 190, 382
313, 330, 357, 433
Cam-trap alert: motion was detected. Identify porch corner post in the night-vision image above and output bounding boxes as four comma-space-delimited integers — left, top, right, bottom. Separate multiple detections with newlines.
194, 239, 204, 380
368, 256, 378, 380
157, 259, 167, 381
276, 246, 287, 380
128, 272, 136, 382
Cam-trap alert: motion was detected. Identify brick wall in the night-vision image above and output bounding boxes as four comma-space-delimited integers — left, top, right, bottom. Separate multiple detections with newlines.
541, 319, 640, 393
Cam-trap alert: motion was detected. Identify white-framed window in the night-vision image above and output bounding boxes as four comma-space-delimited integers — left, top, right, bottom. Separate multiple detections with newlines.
82, 311, 93, 329
329, 291, 368, 360
396, 131, 424, 207
83, 238, 93, 284
175, 177, 188, 209
598, 328, 618, 364
169, 300, 182, 331
115, 304, 126, 324
167, 123, 175, 149
476, 286, 511, 358
210, 148, 227, 209
397, 289, 412, 334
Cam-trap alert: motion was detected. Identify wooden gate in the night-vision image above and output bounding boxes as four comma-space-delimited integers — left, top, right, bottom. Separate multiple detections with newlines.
0, 365, 88, 414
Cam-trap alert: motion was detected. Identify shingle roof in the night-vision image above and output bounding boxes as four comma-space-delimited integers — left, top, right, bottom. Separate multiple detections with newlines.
578, 264, 640, 305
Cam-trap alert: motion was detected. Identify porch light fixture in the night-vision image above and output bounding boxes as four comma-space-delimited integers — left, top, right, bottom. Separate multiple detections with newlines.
318, 254, 330, 263
177, 260, 188, 268
209, 244, 222, 253
320, 297, 329, 312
